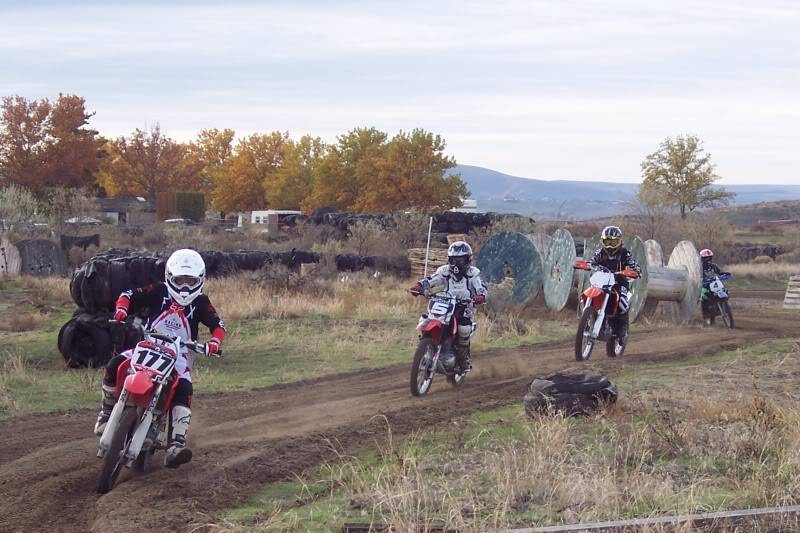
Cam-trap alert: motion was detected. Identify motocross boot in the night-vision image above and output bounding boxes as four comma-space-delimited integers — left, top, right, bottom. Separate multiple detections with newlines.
454, 343, 472, 373
165, 405, 193, 468
93, 384, 116, 436
616, 314, 629, 346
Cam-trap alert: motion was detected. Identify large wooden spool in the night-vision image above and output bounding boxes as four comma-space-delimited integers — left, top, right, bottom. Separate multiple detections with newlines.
0, 236, 22, 277
475, 231, 544, 306
785, 275, 800, 310
543, 229, 576, 311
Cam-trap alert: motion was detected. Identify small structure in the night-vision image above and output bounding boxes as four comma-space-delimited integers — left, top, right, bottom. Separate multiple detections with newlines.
784, 275, 800, 310
97, 197, 154, 225
0, 236, 22, 277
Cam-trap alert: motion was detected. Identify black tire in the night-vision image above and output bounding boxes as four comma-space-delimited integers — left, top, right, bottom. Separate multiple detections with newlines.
410, 337, 436, 397
133, 448, 153, 474
718, 300, 734, 329
70, 267, 86, 308
575, 307, 598, 362
97, 406, 139, 494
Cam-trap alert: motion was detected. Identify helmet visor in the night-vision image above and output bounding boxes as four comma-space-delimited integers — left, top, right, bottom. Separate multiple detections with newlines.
171, 275, 202, 289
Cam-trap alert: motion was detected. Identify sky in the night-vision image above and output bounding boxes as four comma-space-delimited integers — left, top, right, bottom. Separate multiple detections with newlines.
1, 0, 798, 184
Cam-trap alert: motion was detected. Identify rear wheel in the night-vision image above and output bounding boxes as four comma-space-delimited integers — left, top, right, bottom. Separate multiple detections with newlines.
410, 338, 435, 397
718, 300, 734, 329
575, 307, 598, 362
97, 406, 138, 494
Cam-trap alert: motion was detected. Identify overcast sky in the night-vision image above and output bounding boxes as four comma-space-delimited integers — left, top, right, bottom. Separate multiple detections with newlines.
1, 0, 797, 184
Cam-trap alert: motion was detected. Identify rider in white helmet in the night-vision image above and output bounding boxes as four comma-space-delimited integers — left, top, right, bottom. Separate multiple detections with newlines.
699, 248, 723, 324
94, 249, 226, 468
410, 240, 487, 372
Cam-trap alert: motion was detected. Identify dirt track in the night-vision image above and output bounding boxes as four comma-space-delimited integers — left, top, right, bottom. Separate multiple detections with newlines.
0, 310, 796, 533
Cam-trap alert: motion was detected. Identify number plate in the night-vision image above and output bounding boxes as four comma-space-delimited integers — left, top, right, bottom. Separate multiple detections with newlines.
132, 344, 177, 376
428, 297, 455, 319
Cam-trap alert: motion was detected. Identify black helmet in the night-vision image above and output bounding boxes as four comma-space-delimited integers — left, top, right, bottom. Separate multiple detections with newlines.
447, 241, 472, 279
600, 226, 623, 254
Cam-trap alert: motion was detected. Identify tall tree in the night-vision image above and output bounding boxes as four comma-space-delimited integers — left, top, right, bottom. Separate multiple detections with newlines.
641, 135, 734, 219
99, 125, 201, 200
364, 129, 464, 212
266, 135, 325, 210
0, 96, 52, 188
186, 128, 235, 191
0, 94, 100, 190
303, 127, 387, 211
211, 131, 287, 212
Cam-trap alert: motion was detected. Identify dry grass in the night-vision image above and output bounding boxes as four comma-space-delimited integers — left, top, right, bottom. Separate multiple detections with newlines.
205, 273, 418, 321
727, 262, 800, 281
0, 312, 49, 332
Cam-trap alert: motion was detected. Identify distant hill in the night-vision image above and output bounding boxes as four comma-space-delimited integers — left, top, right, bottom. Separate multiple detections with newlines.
452, 165, 800, 219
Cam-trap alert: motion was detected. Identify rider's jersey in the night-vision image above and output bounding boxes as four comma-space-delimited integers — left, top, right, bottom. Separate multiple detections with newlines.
419, 265, 487, 318
116, 283, 225, 382
119, 282, 225, 343
702, 261, 722, 280
589, 247, 641, 287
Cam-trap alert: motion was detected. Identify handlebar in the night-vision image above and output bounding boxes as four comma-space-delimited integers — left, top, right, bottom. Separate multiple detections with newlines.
108, 321, 223, 357
573, 262, 639, 279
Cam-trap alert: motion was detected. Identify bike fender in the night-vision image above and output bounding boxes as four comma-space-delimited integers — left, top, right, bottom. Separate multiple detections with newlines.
123, 373, 155, 408
420, 320, 444, 345
584, 287, 604, 300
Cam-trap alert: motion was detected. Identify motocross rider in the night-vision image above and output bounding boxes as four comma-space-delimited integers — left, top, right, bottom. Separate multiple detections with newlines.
93, 249, 225, 469
589, 226, 641, 344
410, 241, 487, 372
700, 248, 723, 323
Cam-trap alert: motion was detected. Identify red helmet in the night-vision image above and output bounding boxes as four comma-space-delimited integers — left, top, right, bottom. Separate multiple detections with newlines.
699, 249, 713, 258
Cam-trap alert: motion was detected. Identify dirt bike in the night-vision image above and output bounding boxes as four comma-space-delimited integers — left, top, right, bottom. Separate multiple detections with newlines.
96, 329, 221, 494
701, 272, 734, 328
573, 261, 639, 361
409, 291, 474, 397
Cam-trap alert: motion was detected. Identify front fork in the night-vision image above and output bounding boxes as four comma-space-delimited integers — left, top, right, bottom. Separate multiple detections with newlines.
97, 383, 164, 463
583, 293, 610, 339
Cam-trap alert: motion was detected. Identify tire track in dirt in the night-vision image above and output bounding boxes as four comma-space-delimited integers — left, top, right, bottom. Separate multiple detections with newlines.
0, 313, 795, 533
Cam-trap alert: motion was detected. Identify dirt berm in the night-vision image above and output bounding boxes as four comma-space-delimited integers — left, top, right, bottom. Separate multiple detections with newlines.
0, 312, 795, 533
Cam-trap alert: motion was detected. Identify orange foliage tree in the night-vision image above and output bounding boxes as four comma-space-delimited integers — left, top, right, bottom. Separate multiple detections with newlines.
210, 131, 287, 213
0, 94, 100, 190
99, 125, 202, 200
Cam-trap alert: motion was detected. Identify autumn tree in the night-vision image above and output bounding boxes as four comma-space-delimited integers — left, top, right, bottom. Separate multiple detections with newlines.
100, 124, 202, 200
0, 94, 100, 190
186, 128, 235, 192
211, 131, 287, 213
366, 129, 463, 212
266, 135, 325, 210
641, 135, 734, 219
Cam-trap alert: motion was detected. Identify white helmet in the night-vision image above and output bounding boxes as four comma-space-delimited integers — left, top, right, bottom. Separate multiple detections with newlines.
165, 249, 206, 306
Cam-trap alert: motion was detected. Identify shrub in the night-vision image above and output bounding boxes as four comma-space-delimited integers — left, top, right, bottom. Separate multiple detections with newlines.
175, 191, 205, 222
752, 255, 773, 264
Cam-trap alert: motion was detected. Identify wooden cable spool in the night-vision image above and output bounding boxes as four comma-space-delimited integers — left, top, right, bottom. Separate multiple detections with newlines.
475, 231, 544, 306
0, 236, 22, 277
543, 229, 576, 311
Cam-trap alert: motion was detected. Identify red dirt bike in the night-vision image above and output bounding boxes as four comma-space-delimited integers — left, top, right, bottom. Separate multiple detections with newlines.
96, 329, 221, 494
409, 291, 474, 396
573, 260, 639, 361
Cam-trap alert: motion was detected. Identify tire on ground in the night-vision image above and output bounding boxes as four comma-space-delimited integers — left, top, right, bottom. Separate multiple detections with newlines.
523, 373, 618, 417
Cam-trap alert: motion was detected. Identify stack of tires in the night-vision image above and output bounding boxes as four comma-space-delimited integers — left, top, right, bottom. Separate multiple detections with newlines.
59, 252, 165, 368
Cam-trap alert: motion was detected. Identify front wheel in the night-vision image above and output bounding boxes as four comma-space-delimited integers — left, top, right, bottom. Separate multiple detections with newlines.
575, 306, 598, 362
410, 337, 436, 397
718, 300, 734, 329
97, 405, 139, 494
